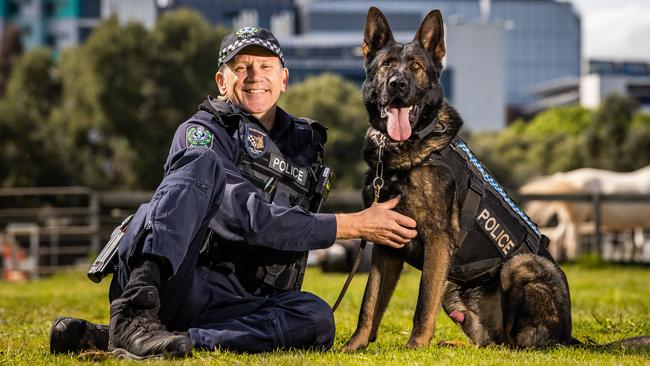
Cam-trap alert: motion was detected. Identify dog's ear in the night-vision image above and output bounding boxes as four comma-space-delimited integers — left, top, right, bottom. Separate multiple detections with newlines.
414, 10, 446, 59
362, 7, 395, 58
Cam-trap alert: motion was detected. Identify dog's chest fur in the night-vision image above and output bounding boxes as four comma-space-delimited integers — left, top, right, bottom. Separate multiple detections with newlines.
363, 125, 461, 267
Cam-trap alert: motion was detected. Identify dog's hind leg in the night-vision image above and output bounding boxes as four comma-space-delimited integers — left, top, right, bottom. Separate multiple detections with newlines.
442, 282, 499, 347
343, 246, 403, 352
407, 233, 452, 349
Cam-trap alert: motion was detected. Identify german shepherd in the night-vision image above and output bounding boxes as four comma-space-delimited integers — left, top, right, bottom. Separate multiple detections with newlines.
344, 7, 650, 351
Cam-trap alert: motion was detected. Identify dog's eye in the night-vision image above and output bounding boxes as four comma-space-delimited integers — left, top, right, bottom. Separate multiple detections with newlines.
381, 59, 392, 68
410, 62, 422, 71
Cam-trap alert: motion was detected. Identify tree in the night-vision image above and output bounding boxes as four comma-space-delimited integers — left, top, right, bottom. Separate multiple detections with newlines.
52, 18, 154, 189
131, 9, 228, 189
585, 93, 639, 170
622, 112, 650, 170
470, 105, 593, 188
52, 11, 227, 189
0, 48, 65, 187
280, 74, 368, 189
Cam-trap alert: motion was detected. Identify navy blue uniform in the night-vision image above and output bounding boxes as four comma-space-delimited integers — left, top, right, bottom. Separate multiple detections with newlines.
111, 98, 337, 352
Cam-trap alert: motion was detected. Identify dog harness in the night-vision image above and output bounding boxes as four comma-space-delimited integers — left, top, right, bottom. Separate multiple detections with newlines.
423, 136, 549, 286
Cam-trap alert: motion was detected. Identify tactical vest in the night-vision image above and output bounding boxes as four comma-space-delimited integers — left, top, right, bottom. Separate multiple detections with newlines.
424, 136, 549, 286
200, 101, 332, 293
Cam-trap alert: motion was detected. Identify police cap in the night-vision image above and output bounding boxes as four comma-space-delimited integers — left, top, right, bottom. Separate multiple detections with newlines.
218, 27, 285, 69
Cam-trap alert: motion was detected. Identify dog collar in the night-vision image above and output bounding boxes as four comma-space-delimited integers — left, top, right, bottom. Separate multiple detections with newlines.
413, 116, 446, 140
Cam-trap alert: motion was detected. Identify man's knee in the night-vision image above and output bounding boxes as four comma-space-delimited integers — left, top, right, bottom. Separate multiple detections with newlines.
309, 294, 335, 349
288, 292, 335, 349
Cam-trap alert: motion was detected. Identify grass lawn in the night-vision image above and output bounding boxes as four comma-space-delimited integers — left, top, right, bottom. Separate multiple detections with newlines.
1, 259, 649, 365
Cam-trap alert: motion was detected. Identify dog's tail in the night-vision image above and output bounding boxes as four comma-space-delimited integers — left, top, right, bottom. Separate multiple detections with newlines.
569, 336, 650, 349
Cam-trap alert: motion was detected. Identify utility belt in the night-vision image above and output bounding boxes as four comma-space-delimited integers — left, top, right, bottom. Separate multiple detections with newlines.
202, 231, 308, 293
424, 137, 550, 287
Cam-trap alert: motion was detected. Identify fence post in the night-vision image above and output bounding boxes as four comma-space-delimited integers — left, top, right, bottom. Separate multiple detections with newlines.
90, 192, 100, 256
593, 192, 602, 256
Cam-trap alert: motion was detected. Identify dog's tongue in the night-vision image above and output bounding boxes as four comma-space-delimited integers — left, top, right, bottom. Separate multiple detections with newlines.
449, 311, 465, 324
387, 107, 412, 141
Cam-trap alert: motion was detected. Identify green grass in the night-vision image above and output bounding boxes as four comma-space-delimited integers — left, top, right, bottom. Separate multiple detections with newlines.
1, 261, 649, 365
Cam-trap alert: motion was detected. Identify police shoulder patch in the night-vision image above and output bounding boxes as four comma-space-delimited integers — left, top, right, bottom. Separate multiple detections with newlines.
186, 125, 213, 147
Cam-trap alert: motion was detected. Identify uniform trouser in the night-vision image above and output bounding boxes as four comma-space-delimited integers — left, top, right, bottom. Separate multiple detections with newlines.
109, 147, 335, 352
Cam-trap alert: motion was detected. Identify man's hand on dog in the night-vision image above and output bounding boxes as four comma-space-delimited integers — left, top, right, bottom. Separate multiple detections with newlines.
335, 196, 417, 248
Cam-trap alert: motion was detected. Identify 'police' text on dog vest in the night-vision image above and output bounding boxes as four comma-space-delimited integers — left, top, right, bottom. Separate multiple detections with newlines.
475, 207, 518, 257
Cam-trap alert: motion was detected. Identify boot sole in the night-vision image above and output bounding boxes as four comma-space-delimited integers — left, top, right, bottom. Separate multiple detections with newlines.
111, 348, 164, 360
110, 337, 192, 360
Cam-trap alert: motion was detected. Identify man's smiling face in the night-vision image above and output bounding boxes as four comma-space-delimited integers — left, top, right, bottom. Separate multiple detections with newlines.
216, 46, 288, 120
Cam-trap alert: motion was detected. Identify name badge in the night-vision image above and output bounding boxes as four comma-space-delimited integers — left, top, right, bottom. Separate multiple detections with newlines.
475, 206, 519, 257
243, 124, 268, 159
269, 154, 308, 186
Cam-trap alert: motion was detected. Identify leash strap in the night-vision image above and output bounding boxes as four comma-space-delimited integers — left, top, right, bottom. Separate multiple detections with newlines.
332, 135, 386, 312
331, 239, 367, 312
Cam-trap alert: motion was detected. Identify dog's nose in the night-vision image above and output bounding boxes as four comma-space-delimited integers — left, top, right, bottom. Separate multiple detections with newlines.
388, 76, 408, 94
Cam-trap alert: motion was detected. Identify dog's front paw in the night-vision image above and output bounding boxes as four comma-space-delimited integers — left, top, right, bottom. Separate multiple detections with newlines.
342, 337, 369, 352
406, 336, 431, 349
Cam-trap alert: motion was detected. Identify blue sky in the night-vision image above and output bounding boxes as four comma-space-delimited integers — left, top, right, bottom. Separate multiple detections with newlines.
568, 0, 650, 60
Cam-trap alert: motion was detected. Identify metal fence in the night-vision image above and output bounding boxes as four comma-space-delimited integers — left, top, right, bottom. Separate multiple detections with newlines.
517, 193, 650, 256
1, 187, 649, 278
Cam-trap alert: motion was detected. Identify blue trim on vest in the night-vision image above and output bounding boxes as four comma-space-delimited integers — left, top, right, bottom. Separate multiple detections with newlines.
453, 139, 541, 236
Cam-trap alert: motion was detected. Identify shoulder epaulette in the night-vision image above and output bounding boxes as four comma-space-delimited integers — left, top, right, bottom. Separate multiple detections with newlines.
198, 96, 240, 128
296, 117, 328, 145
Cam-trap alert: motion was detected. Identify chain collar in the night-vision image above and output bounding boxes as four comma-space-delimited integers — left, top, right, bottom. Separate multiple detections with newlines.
371, 134, 388, 204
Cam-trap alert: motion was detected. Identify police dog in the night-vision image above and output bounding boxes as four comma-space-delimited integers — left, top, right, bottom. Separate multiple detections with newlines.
343, 7, 649, 351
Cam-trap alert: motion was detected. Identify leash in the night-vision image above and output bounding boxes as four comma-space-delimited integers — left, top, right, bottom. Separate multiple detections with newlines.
331, 135, 386, 312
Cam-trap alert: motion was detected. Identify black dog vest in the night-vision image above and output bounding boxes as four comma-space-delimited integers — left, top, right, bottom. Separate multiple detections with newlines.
424, 136, 549, 286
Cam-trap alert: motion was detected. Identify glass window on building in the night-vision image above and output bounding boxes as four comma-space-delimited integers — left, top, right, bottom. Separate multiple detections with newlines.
45, 33, 57, 48
589, 61, 615, 75
81, 0, 101, 18
44, 1, 55, 17
79, 26, 95, 42
7, 0, 19, 17
627, 84, 650, 105
621, 63, 649, 77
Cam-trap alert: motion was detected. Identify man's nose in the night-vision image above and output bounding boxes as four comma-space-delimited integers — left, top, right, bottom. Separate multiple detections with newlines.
388, 75, 408, 94
245, 65, 263, 81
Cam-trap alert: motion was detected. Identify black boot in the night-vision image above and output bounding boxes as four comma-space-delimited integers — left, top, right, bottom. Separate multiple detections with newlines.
109, 259, 192, 359
50, 317, 109, 354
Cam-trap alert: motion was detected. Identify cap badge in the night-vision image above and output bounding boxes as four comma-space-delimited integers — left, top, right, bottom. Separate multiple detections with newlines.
236, 27, 259, 39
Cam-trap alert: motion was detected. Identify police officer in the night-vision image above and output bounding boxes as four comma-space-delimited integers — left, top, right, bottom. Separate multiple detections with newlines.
50, 27, 417, 359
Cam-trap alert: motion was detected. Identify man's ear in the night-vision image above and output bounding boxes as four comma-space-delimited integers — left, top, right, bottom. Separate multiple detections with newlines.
280, 67, 289, 93
413, 10, 446, 59
215, 71, 227, 95
362, 7, 395, 58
